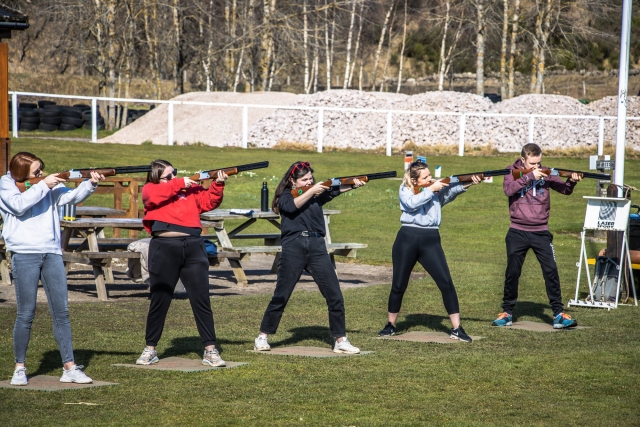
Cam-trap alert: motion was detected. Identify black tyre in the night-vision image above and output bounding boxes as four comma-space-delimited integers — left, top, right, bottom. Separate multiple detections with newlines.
84, 123, 105, 130
41, 117, 62, 125
19, 109, 39, 118
61, 108, 82, 119
38, 100, 56, 108
39, 109, 62, 117
59, 123, 79, 131
61, 116, 84, 126
19, 102, 37, 109
20, 116, 40, 124
39, 123, 58, 131
73, 104, 91, 110
43, 104, 62, 110
19, 122, 39, 131
81, 110, 101, 121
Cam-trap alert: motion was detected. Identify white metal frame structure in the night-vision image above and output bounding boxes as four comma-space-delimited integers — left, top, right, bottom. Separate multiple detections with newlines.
569, 196, 638, 310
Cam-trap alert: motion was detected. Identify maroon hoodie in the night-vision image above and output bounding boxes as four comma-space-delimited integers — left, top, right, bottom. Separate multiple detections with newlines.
504, 158, 577, 231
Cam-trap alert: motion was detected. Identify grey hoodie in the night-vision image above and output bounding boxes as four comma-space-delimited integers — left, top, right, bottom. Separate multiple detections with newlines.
0, 174, 97, 254
399, 183, 466, 229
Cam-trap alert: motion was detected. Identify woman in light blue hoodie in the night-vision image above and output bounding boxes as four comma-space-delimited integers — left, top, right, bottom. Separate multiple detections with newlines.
377, 160, 480, 342
0, 152, 104, 386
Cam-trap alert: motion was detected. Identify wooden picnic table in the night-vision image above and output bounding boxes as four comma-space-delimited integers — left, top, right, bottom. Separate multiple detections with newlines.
76, 206, 126, 217
60, 217, 228, 301
200, 208, 367, 287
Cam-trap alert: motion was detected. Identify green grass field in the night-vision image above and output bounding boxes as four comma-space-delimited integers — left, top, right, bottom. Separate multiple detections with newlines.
1, 139, 639, 426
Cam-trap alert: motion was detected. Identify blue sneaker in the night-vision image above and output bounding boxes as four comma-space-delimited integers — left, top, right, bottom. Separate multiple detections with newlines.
491, 312, 513, 327
553, 313, 577, 329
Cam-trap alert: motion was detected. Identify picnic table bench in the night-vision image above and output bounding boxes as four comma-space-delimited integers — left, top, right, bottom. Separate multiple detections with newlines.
200, 208, 367, 287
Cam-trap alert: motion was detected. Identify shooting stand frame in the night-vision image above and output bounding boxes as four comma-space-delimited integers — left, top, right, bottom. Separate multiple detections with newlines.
569, 196, 638, 310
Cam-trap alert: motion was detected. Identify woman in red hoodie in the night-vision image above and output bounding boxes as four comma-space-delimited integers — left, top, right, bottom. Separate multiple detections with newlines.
136, 159, 227, 367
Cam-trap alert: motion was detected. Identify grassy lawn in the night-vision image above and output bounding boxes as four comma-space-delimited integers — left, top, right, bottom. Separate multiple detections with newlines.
0, 139, 639, 426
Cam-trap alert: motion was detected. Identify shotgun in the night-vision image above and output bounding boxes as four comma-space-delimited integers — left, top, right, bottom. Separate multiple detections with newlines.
188, 161, 269, 181
511, 167, 610, 181
291, 171, 397, 198
413, 169, 509, 194
15, 165, 152, 192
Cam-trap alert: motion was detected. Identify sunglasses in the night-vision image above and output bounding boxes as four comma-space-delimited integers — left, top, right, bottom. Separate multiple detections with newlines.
160, 170, 176, 181
290, 161, 311, 176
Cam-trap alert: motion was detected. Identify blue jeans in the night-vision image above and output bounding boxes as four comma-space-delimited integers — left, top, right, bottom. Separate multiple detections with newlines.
12, 253, 75, 364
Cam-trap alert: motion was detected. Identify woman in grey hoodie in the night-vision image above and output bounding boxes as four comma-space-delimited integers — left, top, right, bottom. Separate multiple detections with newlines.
378, 160, 480, 342
0, 152, 104, 386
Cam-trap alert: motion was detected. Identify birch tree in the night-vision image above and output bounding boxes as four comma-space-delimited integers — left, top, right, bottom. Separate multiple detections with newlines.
303, 0, 310, 93
500, 0, 509, 99
475, 0, 485, 96
396, 0, 407, 93
343, 0, 357, 89
347, 0, 364, 88
371, 0, 396, 91
142, 0, 161, 99
105, 0, 119, 130
507, 0, 520, 99
380, 5, 397, 92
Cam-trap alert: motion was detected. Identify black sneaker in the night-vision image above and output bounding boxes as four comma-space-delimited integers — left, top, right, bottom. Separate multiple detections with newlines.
378, 322, 397, 336
450, 326, 472, 342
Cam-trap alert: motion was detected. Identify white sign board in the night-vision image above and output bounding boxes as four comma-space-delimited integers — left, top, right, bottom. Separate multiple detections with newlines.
583, 196, 630, 231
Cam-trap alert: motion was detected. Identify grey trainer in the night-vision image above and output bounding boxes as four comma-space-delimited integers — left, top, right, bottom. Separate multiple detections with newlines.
10, 367, 27, 386
333, 337, 360, 354
60, 365, 93, 384
202, 348, 226, 367
136, 347, 159, 365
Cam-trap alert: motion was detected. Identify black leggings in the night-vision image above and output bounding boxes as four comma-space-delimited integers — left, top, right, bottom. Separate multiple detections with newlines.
388, 226, 460, 315
145, 236, 217, 347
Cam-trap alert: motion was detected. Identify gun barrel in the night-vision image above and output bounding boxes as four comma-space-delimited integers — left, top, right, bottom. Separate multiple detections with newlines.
234, 161, 269, 173
452, 169, 509, 178
335, 171, 397, 181
553, 168, 610, 180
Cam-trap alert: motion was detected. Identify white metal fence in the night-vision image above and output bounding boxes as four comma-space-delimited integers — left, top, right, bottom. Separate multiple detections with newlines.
10, 91, 640, 157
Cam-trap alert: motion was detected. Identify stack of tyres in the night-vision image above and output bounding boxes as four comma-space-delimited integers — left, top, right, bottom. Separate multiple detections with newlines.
81, 109, 105, 130
18, 103, 39, 131
39, 105, 63, 131
60, 107, 84, 130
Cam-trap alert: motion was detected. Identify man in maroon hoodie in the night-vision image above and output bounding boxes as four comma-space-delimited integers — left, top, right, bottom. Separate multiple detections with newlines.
492, 143, 582, 329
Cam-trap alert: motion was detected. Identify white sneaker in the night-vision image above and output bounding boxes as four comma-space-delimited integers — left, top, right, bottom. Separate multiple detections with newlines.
254, 334, 271, 351
10, 367, 27, 386
60, 365, 93, 384
333, 337, 360, 354
136, 347, 159, 365
202, 348, 226, 367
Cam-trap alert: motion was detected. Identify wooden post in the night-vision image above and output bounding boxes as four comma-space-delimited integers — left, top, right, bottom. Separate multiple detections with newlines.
0, 43, 10, 176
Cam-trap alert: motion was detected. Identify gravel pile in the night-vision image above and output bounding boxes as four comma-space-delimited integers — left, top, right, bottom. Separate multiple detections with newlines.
102, 90, 640, 152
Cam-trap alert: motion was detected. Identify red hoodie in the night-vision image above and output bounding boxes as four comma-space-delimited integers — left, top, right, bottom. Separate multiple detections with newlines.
142, 177, 224, 233
504, 158, 576, 231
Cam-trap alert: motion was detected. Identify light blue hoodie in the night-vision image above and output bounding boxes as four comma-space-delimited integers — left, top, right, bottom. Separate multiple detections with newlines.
0, 174, 97, 254
399, 183, 466, 229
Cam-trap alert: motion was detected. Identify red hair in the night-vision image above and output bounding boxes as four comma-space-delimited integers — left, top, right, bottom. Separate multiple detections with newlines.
9, 152, 45, 182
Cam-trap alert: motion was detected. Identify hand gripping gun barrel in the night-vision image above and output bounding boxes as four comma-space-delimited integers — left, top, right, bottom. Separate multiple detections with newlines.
15, 165, 152, 192
291, 171, 397, 197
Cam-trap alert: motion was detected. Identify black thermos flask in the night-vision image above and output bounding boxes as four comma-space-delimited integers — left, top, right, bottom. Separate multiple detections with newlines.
261, 181, 269, 211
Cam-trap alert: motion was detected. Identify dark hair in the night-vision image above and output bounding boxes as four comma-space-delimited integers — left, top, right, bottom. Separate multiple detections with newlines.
521, 143, 542, 159
146, 159, 173, 184
10, 152, 45, 182
272, 161, 314, 215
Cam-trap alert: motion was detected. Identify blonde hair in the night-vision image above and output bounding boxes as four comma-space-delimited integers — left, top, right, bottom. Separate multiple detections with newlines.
403, 161, 429, 189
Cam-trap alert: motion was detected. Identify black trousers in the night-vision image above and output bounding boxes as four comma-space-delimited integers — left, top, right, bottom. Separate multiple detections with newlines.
145, 236, 217, 347
260, 235, 346, 337
388, 227, 460, 315
503, 228, 563, 315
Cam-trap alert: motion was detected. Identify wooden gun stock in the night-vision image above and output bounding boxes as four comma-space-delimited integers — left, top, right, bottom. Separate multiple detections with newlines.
14, 165, 152, 192
511, 167, 610, 181
189, 161, 269, 181
291, 171, 397, 198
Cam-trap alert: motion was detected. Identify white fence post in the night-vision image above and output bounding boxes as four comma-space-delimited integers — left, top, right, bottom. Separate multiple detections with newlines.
598, 117, 605, 156
528, 115, 534, 144
167, 102, 174, 146
242, 105, 248, 149
91, 98, 98, 143
11, 93, 17, 138
386, 111, 392, 156
458, 114, 466, 156
317, 108, 324, 153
